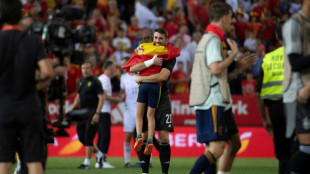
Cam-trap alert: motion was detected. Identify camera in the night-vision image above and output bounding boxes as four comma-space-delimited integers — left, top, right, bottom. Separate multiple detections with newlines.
43, 5, 96, 65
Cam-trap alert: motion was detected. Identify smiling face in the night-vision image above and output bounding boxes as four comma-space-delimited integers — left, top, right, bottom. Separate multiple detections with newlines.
153, 32, 167, 46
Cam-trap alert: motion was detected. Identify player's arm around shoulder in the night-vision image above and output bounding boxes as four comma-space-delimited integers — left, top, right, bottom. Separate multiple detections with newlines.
135, 65, 172, 83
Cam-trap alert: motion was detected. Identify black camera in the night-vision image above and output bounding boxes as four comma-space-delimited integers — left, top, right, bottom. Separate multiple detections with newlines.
43, 5, 96, 65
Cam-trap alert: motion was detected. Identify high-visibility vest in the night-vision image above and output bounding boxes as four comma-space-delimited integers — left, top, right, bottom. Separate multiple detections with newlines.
260, 46, 284, 100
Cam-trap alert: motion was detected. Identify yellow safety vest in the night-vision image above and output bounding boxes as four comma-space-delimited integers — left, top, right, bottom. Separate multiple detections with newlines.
260, 47, 284, 100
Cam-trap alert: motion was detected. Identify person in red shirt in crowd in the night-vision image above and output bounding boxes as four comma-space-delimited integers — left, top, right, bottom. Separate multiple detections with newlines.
163, 11, 178, 39
173, 7, 187, 27
260, 11, 276, 53
247, 11, 262, 36
127, 16, 141, 45
235, 8, 247, 44
252, 0, 267, 18
170, 61, 190, 94
96, 32, 114, 65
85, 44, 103, 76
64, 57, 81, 96
187, 0, 211, 30
22, 0, 35, 17
192, 0, 209, 28
242, 70, 257, 96
90, 8, 107, 32
266, 0, 281, 17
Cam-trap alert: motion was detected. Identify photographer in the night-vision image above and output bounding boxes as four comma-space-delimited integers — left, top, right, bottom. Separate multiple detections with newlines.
70, 61, 105, 169
0, 0, 54, 174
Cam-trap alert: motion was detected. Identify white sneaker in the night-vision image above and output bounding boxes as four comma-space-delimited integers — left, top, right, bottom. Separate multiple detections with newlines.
95, 157, 103, 168
103, 161, 115, 168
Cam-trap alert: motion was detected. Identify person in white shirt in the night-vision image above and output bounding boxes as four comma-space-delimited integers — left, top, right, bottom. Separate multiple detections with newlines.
119, 57, 138, 167
97, 60, 123, 168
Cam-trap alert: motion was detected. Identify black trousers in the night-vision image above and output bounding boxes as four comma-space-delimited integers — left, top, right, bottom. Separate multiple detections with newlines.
97, 113, 111, 154
266, 100, 295, 174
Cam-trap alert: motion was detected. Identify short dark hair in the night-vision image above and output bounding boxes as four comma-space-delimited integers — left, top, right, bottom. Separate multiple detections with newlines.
154, 27, 168, 39
103, 60, 114, 70
0, 0, 22, 25
82, 61, 94, 69
208, 2, 232, 23
276, 21, 285, 41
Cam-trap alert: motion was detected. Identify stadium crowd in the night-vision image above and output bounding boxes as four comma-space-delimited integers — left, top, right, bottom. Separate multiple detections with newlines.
19, 0, 301, 96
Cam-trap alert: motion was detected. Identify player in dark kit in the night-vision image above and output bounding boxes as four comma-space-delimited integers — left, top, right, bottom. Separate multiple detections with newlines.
132, 28, 175, 174
0, 0, 54, 174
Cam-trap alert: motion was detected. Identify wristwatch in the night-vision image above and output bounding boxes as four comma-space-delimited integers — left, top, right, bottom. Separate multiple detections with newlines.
95, 112, 100, 115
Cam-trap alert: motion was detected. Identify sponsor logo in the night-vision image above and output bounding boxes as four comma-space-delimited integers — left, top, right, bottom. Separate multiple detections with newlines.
232, 100, 248, 115
237, 131, 252, 155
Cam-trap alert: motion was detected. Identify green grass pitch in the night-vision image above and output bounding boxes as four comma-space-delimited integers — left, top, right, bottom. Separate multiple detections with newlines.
25, 157, 279, 174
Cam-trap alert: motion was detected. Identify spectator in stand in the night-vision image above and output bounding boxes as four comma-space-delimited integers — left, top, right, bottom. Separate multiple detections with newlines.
64, 57, 81, 96
173, 36, 191, 75
247, 11, 261, 37
170, 61, 190, 94
85, 44, 99, 64
134, 0, 165, 30
162, 11, 178, 39
169, 24, 191, 46
242, 70, 257, 96
239, 0, 252, 13
185, 31, 203, 67
96, 33, 114, 66
237, 3, 249, 22
22, 0, 41, 17
252, 0, 267, 18
234, 8, 247, 45
261, 11, 276, 53
244, 30, 257, 52
109, 42, 131, 66
266, 0, 281, 17
112, 27, 131, 51
127, 16, 141, 45
173, 7, 187, 27
90, 7, 107, 32
187, 0, 209, 30
86, 53, 103, 77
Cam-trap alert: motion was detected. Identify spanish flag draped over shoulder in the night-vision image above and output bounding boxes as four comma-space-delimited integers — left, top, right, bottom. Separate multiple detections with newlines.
122, 43, 180, 76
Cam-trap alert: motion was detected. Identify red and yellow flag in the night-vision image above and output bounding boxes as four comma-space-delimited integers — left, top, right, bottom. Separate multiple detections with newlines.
122, 43, 180, 76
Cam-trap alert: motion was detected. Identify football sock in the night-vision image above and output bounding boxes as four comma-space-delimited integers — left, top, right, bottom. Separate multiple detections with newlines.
96, 151, 103, 159
124, 143, 131, 164
159, 142, 171, 174
83, 158, 90, 165
139, 141, 151, 173
190, 151, 216, 174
